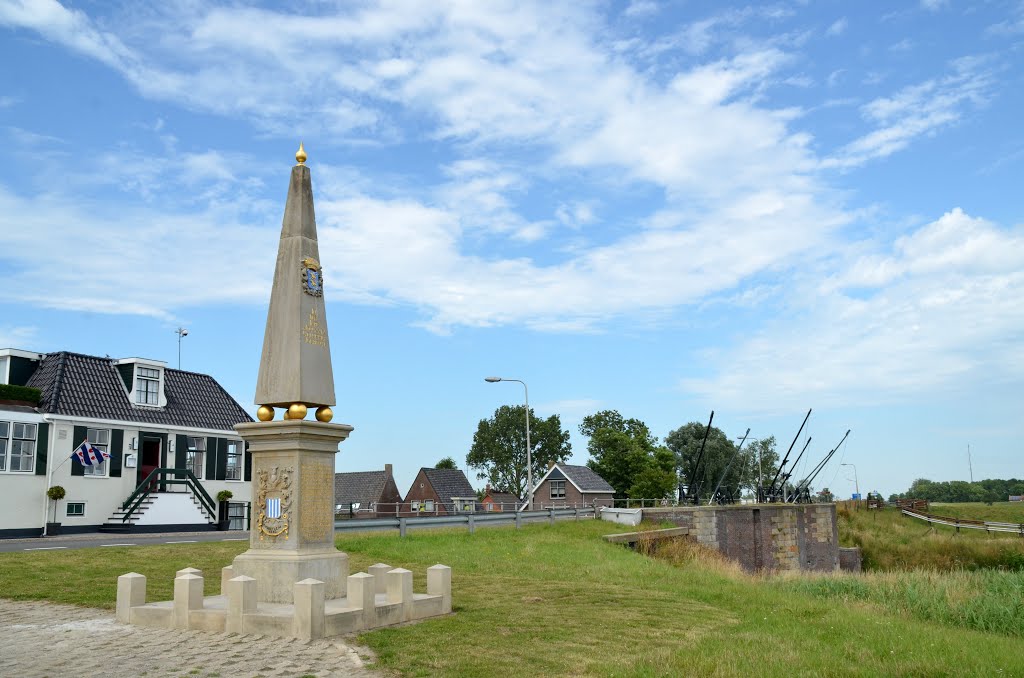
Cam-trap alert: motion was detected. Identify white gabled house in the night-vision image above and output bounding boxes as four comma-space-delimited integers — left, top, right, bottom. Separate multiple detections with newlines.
0, 348, 253, 538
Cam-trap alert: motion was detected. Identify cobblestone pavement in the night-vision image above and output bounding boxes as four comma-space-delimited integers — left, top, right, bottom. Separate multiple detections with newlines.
0, 599, 385, 678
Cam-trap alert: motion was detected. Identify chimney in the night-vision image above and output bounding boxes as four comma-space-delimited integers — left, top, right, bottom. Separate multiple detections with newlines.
385, 463, 393, 476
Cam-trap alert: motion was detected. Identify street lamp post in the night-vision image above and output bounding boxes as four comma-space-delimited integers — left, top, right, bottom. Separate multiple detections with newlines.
485, 377, 532, 509
840, 463, 859, 498
175, 328, 189, 369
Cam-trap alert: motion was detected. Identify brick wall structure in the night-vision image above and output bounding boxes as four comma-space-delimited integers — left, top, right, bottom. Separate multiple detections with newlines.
641, 504, 840, 573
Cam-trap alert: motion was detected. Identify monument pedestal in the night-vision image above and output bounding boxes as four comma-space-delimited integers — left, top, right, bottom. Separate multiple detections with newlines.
231, 419, 353, 603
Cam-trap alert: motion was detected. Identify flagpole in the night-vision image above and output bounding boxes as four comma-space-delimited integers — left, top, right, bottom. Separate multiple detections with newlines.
43, 438, 83, 536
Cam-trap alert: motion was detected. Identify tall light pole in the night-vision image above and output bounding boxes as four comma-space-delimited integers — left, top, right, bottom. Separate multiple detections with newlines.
175, 327, 189, 369
841, 462, 859, 498
485, 377, 532, 509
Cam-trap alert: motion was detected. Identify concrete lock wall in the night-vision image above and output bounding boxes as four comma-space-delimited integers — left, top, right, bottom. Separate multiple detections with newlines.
642, 504, 840, 573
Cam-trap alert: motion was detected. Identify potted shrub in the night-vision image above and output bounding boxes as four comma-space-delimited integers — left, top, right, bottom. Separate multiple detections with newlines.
216, 490, 233, 531
46, 485, 66, 536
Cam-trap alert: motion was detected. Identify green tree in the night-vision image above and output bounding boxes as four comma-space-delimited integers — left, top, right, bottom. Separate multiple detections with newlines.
435, 456, 458, 470
581, 410, 673, 499
665, 420, 741, 502
467, 405, 571, 497
627, 447, 677, 500
745, 436, 779, 493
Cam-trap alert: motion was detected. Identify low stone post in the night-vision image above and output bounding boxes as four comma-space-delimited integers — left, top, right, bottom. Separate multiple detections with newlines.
220, 565, 235, 595
515, 512, 522, 529
367, 563, 392, 594
226, 575, 257, 634
293, 578, 325, 641
387, 568, 414, 621
399, 518, 407, 537
427, 564, 452, 614
549, 507, 556, 525
173, 573, 204, 630
347, 572, 377, 629
468, 514, 476, 535
116, 572, 146, 624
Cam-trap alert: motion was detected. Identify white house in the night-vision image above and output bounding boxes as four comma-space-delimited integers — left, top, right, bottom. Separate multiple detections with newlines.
0, 347, 253, 538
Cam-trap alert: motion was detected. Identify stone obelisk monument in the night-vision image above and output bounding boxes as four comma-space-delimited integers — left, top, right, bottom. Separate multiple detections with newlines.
232, 143, 354, 603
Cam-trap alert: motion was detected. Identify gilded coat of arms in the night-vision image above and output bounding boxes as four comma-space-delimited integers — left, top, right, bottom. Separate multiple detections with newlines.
256, 465, 293, 540
301, 256, 323, 297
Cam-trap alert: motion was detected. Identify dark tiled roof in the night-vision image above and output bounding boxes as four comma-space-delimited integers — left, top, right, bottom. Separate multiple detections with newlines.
334, 470, 390, 506
422, 468, 476, 499
485, 491, 522, 506
25, 352, 252, 431
560, 464, 614, 493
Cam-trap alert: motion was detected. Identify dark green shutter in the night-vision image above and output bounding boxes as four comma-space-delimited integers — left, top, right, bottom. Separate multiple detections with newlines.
109, 429, 123, 477
72, 425, 87, 476
175, 434, 188, 479
34, 422, 49, 475
244, 443, 252, 481
205, 437, 218, 479
216, 438, 228, 481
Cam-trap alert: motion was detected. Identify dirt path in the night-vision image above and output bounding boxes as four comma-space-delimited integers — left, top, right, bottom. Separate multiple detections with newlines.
0, 599, 385, 678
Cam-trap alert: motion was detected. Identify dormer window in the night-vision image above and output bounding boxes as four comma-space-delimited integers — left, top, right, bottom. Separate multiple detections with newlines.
136, 367, 161, 405
114, 357, 167, 408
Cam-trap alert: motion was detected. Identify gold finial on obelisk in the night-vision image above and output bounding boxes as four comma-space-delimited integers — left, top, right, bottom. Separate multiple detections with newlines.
296, 141, 307, 165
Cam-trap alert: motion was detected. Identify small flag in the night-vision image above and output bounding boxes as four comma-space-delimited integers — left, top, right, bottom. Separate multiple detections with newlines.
266, 497, 281, 518
72, 440, 110, 466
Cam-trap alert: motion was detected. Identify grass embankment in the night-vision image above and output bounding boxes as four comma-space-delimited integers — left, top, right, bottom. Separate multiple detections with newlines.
2, 520, 1023, 676
836, 502, 1024, 571
775, 502, 1024, 641
929, 501, 1024, 524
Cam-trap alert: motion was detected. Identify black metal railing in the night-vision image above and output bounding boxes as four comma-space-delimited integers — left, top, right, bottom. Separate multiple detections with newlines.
120, 467, 217, 524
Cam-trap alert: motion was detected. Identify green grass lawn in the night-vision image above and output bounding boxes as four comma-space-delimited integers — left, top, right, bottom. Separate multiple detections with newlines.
2, 520, 1023, 676
928, 501, 1024, 524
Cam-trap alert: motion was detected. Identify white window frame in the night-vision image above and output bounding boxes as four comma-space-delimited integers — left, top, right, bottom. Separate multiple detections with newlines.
66, 501, 86, 517
0, 421, 8, 472
84, 428, 110, 477
136, 366, 161, 405
410, 500, 421, 512
225, 440, 243, 481
186, 437, 205, 479
424, 499, 434, 512
550, 479, 566, 500
1, 421, 37, 473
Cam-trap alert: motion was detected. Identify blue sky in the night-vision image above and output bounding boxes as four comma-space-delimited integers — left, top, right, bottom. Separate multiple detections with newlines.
1, 0, 1022, 499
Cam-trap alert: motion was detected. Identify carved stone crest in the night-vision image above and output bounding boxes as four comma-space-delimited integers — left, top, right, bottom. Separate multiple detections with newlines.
301, 256, 323, 297
256, 465, 293, 541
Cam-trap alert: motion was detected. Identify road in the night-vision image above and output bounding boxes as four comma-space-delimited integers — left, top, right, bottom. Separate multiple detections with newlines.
0, 530, 251, 553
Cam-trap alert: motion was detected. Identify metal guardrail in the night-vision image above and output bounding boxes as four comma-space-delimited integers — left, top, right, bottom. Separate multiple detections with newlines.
902, 508, 1024, 536
334, 506, 595, 536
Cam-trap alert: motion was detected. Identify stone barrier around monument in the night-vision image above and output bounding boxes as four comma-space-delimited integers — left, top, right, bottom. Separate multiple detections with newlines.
117, 563, 452, 640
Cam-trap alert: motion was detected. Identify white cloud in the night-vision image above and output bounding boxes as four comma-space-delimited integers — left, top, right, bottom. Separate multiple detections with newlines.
825, 18, 847, 36
0, 324, 37, 348
824, 57, 993, 169
685, 208, 1024, 411
920, 0, 949, 11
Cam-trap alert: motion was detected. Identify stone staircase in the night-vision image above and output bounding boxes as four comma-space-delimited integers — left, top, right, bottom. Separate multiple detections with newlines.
99, 492, 216, 533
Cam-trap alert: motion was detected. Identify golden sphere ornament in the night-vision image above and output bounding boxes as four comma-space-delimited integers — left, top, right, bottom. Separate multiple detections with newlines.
256, 405, 274, 422
315, 406, 333, 423
287, 403, 308, 420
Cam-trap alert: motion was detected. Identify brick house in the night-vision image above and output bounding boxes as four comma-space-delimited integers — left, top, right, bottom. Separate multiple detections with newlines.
402, 467, 477, 516
530, 463, 614, 510
334, 463, 404, 518
480, 487, 522, 512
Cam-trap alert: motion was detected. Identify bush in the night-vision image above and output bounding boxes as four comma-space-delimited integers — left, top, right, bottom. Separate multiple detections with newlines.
0, 384, 42, 405
46, 486, 66, 501
216, 490, 233, 502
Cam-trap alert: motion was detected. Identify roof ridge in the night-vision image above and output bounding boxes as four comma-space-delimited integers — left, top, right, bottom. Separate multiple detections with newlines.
47, 352, 70, 413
